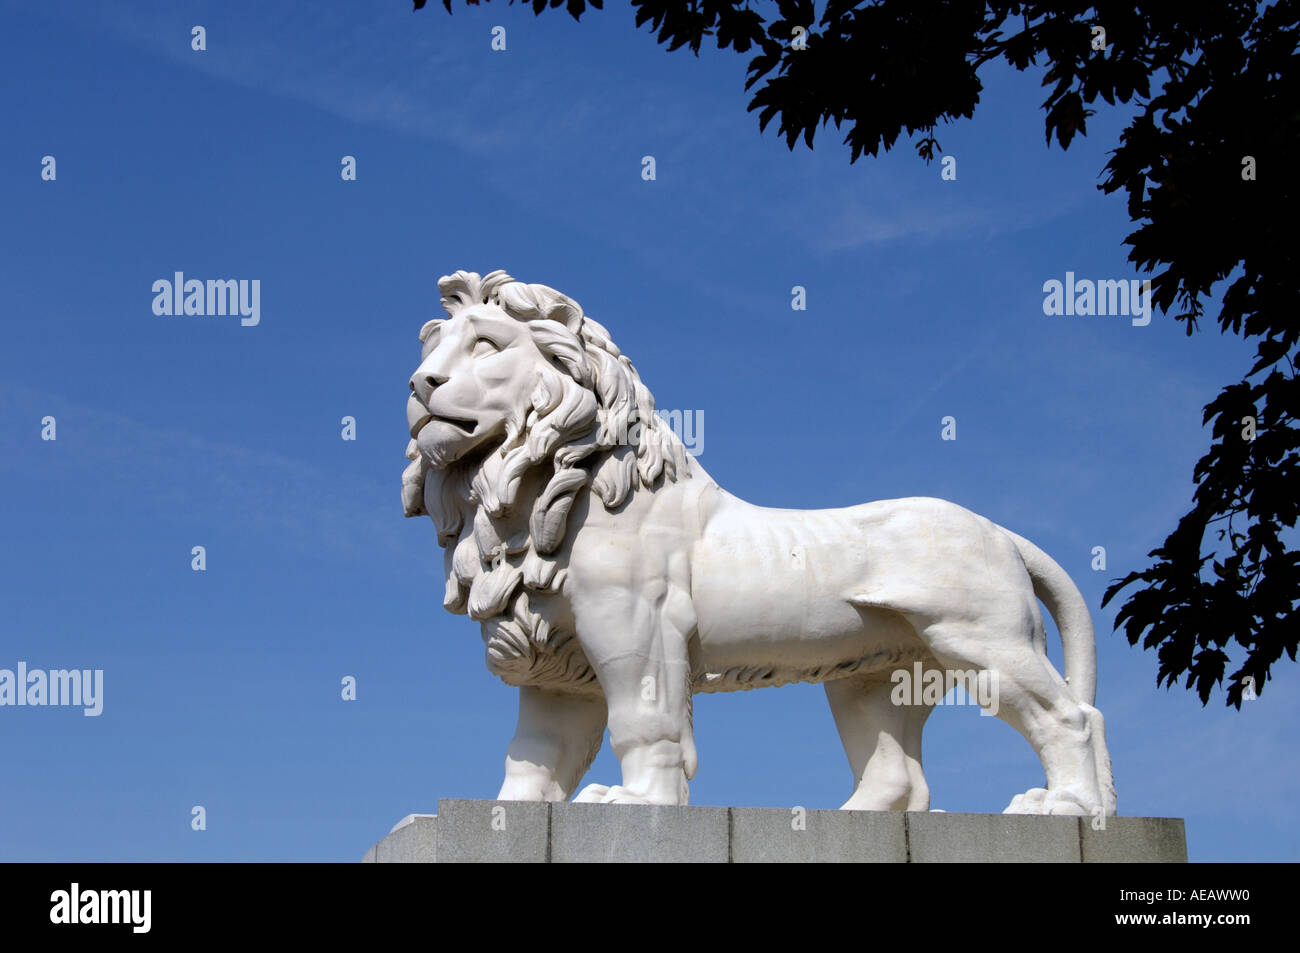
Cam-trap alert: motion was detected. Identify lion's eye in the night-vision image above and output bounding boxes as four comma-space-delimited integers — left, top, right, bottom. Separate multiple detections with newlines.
472, 337, 501, 357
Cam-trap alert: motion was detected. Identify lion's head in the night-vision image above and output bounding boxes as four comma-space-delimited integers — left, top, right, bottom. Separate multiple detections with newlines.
401, 269, 690, 687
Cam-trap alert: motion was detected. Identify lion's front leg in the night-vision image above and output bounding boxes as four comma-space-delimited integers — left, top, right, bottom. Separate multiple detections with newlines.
498, 686, 607, 801
571, 587, 698, 806
572, 656, 694, 806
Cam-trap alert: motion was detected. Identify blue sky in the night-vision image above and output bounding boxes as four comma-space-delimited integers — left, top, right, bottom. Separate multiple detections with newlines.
1, 0, 1294, 862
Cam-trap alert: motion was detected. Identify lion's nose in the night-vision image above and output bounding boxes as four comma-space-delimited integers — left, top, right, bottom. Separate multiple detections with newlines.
409, 370, 449, 403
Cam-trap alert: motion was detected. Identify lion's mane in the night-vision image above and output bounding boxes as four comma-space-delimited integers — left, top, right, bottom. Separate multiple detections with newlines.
402, 269, 689, 690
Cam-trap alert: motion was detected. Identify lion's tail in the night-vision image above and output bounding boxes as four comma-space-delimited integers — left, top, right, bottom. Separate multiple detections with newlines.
1004, 530, 1096, 705
1006, 529, 1116, 815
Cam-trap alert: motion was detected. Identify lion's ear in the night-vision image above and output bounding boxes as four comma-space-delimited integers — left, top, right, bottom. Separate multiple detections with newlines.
497, 281, 584, 334
530, 285, 584, 334
497, 281, 540, 319
528, 323, 593, 388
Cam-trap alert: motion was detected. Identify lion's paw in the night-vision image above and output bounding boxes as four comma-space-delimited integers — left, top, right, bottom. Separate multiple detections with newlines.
574, 783, 659, 805
1005, 786, 1094, 816
573, 783, 612, 803
1004, 787, 1049, 814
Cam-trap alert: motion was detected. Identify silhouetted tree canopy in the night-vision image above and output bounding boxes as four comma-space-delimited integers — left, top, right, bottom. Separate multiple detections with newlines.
415, 0, 1300, 708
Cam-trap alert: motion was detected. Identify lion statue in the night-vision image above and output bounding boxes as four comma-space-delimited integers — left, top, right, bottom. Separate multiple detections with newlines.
401, 269, 1116, 817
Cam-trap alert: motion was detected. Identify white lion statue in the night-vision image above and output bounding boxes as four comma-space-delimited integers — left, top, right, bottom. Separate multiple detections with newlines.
402, 269, 1116, 817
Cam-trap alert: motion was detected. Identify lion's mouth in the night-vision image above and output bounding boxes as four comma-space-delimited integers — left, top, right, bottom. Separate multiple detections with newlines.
432, 414, 477, 434
410, 412, 477, 438
408, 394, 478, 438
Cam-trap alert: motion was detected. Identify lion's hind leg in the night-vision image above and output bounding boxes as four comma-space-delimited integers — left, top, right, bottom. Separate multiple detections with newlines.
825, 674, 934, 812
917, 616, 1106, 818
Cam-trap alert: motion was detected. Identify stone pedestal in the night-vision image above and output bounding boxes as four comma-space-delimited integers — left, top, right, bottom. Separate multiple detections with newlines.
363, 800, 1187, 863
